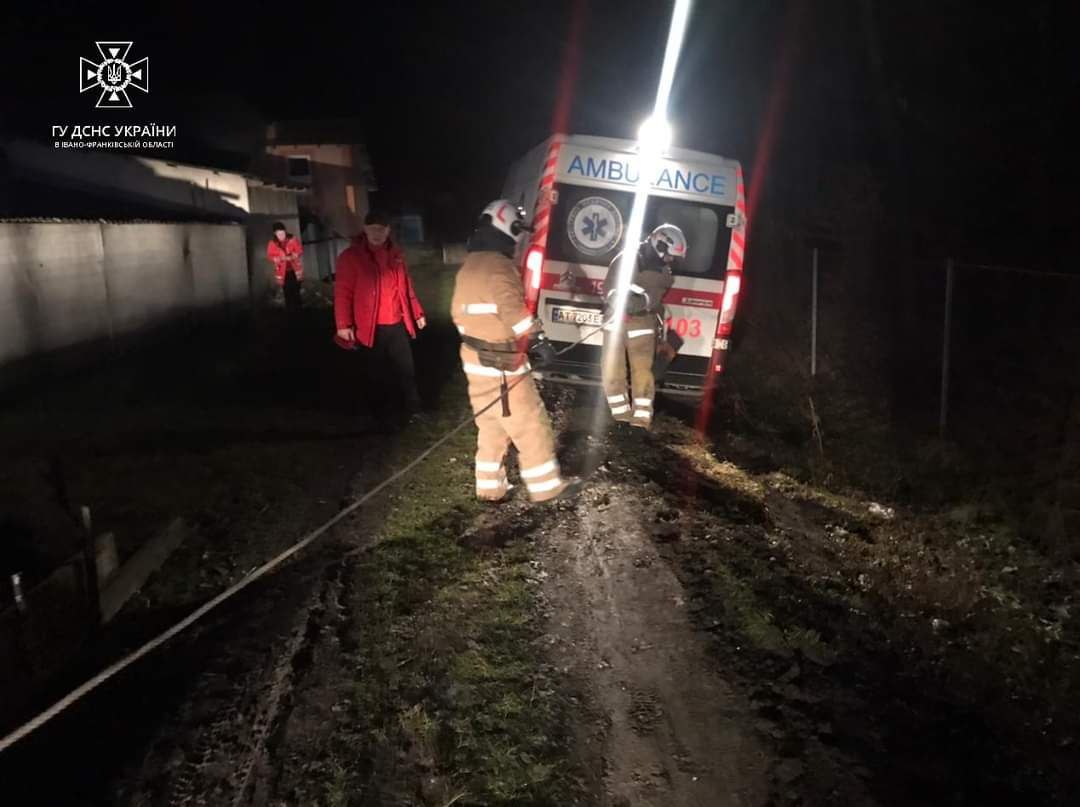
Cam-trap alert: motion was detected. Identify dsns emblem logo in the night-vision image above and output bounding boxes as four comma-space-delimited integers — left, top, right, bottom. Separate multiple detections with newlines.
566, 196, 623, 258
80, 42, 149, 109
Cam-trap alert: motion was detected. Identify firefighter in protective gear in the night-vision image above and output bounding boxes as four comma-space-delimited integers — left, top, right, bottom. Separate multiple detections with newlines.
452, 200, 581, 504
601, 224, 685, 429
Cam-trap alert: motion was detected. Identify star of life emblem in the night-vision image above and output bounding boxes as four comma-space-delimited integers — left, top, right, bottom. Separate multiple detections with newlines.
566, 196, 623, 258
80, 42, 149, 109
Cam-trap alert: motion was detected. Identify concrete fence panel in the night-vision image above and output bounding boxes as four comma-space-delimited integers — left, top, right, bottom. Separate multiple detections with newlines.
0, 220, 251, 374
187, 223, 247, 307
0, 222, 110, 363
102, 223, 192, 334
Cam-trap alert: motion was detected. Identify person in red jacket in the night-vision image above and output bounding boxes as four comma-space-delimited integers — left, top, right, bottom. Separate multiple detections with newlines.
334, 210, 427, 418
266, 222, 304, 309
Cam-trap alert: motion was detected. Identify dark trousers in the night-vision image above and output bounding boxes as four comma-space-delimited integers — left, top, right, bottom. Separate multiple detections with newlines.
283, 270, 302, 311
365, 322, 422, 414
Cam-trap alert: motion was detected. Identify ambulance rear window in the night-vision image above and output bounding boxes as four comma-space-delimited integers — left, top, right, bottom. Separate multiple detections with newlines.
652, 201, 720, 276
547, 183, 732, 278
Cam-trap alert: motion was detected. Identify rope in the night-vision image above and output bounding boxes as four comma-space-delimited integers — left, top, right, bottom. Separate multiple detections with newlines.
0, 320, 607, 755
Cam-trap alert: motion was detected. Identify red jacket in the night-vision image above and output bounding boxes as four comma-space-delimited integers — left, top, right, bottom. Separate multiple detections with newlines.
267, 235, 304, 285
334, 236, 425, 348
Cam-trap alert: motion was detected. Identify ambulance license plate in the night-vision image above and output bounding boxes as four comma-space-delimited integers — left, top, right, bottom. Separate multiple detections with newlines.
550, 306, 603, 327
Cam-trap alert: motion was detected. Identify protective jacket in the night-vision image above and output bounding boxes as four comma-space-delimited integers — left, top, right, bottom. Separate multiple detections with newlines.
451, 235, 569, 503
601, 246, 674, 319
601, 246, 674, 428
453, 250, 538, 366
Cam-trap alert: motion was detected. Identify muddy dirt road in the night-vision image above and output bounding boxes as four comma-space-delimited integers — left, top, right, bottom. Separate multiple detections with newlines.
7, 391, 1074, 805
540, 475, 769, 806
2, 269, 1078, 806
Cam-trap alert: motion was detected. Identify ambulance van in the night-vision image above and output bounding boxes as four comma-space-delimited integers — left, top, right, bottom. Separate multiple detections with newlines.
502, 134, 747, 397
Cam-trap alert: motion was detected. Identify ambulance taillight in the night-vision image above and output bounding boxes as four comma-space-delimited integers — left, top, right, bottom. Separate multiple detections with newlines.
709, 272, 742, 376
718, 272, 741, 336
524, 246, 545, 313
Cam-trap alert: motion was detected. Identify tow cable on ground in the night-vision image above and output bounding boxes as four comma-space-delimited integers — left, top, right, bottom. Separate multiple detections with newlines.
0, 321, 610, 754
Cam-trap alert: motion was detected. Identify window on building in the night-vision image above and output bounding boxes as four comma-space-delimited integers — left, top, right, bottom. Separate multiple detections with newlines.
287, 156, 311, 180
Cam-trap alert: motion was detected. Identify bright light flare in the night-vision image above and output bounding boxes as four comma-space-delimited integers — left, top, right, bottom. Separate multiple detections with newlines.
653, 0, 693, 116
637, 116, 672, 154
600, 0, 693, 390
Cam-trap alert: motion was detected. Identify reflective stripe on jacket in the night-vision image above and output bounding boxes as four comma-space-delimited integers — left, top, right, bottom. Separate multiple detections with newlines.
451, 250, 539, 345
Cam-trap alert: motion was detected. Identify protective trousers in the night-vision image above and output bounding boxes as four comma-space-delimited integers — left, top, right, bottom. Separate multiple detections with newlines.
461, 346, 568, 502
603, 315, 658, 428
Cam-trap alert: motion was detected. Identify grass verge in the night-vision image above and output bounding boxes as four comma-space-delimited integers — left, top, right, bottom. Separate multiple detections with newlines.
308, 264, 589, 805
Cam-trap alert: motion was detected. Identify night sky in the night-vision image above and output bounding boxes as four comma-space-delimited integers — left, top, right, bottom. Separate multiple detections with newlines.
4, 0, 1076, 255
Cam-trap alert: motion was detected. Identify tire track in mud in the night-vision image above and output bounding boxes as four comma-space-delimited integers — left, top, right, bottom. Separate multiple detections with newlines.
542, 388, 888, 806
105, 418, 400, 807
0, 428, 377, 807
539, 446, 771, 805
116, 555, 346, 807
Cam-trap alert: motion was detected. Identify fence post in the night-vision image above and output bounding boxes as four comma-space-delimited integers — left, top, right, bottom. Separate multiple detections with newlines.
811, 246, 819, 377
939, 258, 955, 438
81, 506, 102, 631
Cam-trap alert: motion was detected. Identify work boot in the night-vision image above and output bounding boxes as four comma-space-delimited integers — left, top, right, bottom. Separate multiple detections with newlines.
479, 483, 516, 505
537, 477, 584, 504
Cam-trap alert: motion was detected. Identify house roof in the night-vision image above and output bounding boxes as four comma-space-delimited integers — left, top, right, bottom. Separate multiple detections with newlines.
0, 217, 243, 226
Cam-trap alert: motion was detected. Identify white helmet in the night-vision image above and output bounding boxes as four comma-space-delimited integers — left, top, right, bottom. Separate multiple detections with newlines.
480, 199, 531, 242
647, 223, 687, 262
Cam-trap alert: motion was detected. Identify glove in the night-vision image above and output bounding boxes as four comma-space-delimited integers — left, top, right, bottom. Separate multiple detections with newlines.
527, 333, 557, 368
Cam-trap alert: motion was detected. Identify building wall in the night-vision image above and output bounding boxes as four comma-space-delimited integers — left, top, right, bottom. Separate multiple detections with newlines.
248, 183, 300, 217
266, 143, 370, 238
0, 221, 248, 371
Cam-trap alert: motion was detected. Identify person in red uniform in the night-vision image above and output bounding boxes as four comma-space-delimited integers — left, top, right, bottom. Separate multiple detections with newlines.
334, 210, 427, 420
266, 221, 304, 309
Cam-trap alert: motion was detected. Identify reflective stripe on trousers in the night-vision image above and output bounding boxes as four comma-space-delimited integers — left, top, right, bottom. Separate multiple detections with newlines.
462, 344, 564, 502
521, 458, 563, 496
607, 393, 629, 415
602, 322, 656, 424
475, 456, 508, 499
634, 397, 654, 420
